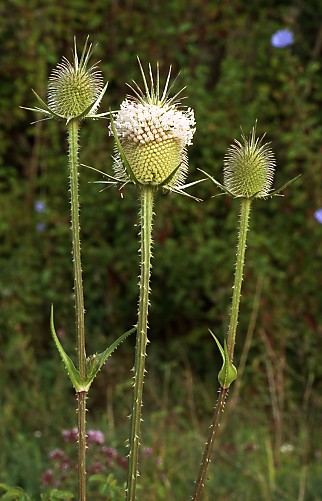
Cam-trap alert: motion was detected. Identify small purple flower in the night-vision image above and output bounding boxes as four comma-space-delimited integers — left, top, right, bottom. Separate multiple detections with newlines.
56, 328, 65, 340
59, 459, 71, 472
62, 427, 78, 442
49, 448, 66, 461
34, 200, 46, 213
41, 469, 55, 486
36, 222, 46, 232
102, 446, 118, 459
89, 461, 104, 474
87, 429, 105, 445
271, 29, 294, 48
141, 447, 153, 458
116, 455, 128, 469
314, 208, 322, 224
242, 442, 259, 452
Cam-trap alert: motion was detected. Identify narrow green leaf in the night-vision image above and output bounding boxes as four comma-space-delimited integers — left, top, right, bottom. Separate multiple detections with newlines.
0, 483, 30, 500
268, 174, 301, 197
137, 57, 151, 102
169, 177, 206, 201
20, 105, 51, 116
50, 305, 84, 392
209, 329, 224, 361
198, 168, 234, 197
85, 326, 136, 389
109, 111, 142, 186
158, 162, 182, 188
75, 82, 109, 122
86, 81, 109, 117
31, 90, 62, 120
78, 35, 90, 70
179, 178, 207, 190
65, 99, 95, 123
209, 330, 237, 389
81, 163, 121, 184
48, 489, 75, 500
218, 339, 237, 389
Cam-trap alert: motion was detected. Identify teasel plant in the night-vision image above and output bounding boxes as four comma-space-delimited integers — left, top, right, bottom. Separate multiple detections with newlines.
85, 58, 201, 500
191, 124, 300, 500
22, 38, 136, 501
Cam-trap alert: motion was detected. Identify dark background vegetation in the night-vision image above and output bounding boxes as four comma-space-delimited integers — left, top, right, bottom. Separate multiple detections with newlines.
1, 0, 322, 499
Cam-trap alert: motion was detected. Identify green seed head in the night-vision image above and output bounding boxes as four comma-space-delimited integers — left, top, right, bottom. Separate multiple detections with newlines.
224, 126, 276, 198
47, 39, 104, 119
112, 62, 195, 189
122, 136, 183, 185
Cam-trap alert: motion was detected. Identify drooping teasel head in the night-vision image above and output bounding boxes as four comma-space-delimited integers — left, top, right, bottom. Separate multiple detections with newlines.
223, 126, 276, 198
47, 37, 105, 120
111, 60, 196, 190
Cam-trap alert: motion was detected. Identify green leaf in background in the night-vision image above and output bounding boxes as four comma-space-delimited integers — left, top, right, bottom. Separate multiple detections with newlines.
47, 489, 75, 500
40, 489, 75, 500
0, 483, 31, 500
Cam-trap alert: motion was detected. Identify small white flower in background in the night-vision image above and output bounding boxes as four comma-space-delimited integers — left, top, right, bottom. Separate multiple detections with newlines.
111, 60, 196, 191
280, 443, 295, 454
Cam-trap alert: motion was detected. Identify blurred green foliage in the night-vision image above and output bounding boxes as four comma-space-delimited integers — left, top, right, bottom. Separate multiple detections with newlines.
1, 0, 322, 498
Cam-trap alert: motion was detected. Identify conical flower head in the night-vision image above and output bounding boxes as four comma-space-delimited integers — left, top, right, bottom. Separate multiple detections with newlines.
112, 61, 195, 189
223, 126, 276, 198
47, 37, 104, 120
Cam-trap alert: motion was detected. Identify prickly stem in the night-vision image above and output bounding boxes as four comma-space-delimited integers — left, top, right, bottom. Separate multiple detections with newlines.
77, 391, 87, 501
227, 197, 251, 362
126, 185, 155, 501
192, 197, 252, 500
68, 118, 87, 501
191, 388, 229, 500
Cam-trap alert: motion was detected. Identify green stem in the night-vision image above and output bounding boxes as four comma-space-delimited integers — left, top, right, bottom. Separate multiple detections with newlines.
77, 391, 87, 501
126, 185, 155, 501
191, 197, 252, 501
68, 119, 87, 501
227, 197, 252, 362
191, 388, 228, 501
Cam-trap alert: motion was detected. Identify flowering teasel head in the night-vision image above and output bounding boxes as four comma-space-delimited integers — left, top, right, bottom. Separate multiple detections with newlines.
24, 37, 108, 122
223, 126, 276, 199
110, 59, 196, 192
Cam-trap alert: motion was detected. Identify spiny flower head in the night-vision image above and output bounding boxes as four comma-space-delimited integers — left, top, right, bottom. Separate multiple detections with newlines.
48, 38, 104, 119
25, 37, 108, 122
111, 60, 196, 190
223, 125, 276, 198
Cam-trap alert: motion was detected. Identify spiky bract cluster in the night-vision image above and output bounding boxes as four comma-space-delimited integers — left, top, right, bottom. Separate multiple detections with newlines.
47, 39, 104, 119
112, 61, 195, 189
224, 127, 276, 198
